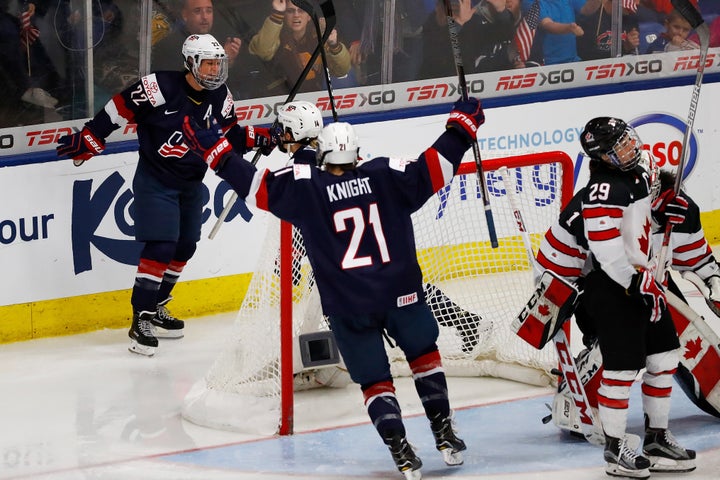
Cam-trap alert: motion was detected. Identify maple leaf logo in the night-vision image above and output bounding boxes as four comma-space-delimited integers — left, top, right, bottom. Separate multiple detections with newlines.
538, 304, 550, 317
683, 337, 703, 360
638, 217, 652, 255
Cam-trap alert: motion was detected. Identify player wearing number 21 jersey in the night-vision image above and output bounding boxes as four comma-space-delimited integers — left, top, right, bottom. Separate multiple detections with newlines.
181, 98, 486, 478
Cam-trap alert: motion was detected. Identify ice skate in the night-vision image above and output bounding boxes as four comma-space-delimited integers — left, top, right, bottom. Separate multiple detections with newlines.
643, 422, 696, 472
604, 434, 650, 479
152, 298, 185, 338
430, 412, 466, 466
128, 311, 158, 356
384, 434, 422, 479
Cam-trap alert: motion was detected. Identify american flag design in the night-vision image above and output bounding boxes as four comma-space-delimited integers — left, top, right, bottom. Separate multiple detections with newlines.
514, 0, 540, 64
20, 5, 40, 48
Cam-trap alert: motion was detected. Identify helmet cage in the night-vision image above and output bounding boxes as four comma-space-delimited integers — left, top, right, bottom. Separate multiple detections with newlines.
603, 126, 643, 171
182, 34, 228, 90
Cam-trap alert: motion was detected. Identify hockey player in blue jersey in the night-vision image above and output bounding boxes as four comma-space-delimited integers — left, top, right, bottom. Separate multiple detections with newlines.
55, 34, 279, 356
181, 97, 486, 479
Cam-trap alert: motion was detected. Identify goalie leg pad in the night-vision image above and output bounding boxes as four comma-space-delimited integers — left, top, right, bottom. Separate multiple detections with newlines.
666, 292, 720, 418
513, 271, 579, 349
552, 342, 604, 436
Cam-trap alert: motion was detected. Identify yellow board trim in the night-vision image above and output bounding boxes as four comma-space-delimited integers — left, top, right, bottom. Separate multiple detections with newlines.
0, 273, 252, 344
1, 209, 718, 345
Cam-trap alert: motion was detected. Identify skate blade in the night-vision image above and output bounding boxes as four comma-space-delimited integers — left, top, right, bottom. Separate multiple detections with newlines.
647, 456, 696, 473
604, 463, 650, 479
401, 467, 422, 480
128, 340, 156, 356
152, 327, 184, 339
440, 448, 464, 466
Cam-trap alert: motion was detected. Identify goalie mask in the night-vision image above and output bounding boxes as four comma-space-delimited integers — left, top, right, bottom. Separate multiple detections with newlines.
182, 34, 228, 90
580, 117, 643, 171
316, 122, 360, 167
277, 101, 323, 151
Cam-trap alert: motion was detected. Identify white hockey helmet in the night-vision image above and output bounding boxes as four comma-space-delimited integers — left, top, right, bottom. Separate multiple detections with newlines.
277, 101, 323, 142
182, 34, 228, 90
316, 122, 360, 166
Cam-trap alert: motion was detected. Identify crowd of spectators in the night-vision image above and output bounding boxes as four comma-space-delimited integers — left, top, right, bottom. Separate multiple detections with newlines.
0, 0, 718, 128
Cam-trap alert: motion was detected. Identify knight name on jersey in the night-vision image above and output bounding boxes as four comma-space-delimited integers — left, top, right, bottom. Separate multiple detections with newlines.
326, 177, 373, 202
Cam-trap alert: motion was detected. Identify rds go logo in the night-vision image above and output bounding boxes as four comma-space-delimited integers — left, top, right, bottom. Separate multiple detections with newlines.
629, 112, 699, 181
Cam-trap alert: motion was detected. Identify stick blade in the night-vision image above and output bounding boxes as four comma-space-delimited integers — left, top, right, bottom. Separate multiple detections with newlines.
670, 0, 704, 28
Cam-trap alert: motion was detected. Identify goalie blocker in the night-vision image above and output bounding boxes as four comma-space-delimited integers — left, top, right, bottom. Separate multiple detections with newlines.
512, 271, 580, 350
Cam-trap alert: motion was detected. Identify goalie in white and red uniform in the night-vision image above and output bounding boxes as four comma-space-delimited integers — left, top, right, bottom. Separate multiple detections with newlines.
535, 151, 720, 437
538, 117, 700, 478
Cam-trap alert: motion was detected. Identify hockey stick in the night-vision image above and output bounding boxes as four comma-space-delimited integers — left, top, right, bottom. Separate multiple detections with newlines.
442, 0, 498, 248
655, 0, 709, 280
298, 0, 338, 121
209, 0, 336, 239
501, 167, 604, 446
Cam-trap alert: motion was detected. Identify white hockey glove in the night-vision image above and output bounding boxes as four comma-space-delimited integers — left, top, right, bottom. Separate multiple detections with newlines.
682, 270, 720, 318
628, 268, 667, 323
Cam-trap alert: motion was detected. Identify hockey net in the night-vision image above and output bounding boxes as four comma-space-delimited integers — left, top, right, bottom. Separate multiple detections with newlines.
182, 151, 575, 434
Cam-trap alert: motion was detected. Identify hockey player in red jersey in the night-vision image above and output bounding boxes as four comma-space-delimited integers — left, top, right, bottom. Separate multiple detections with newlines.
564, 117, 695, 478
180, 98, 486, 479
56, 34, 279, 356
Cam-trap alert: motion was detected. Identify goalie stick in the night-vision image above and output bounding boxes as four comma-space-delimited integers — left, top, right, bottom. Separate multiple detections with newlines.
501, 167, 604, 446
442, 0, 498, 248
208, 0, 336, 239
655, 0, 710, 280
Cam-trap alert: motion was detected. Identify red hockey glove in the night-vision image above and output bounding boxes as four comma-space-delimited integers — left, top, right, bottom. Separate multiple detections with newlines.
652, 189, 689, 226
628, 268, 667, 323
446, 97, 485, 143
182, 116, 232, 170
245, 125, 280, 156
56, 126, 105, 163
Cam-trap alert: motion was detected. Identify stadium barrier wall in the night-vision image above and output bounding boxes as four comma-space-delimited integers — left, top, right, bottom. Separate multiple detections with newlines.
1, 78, 719, 343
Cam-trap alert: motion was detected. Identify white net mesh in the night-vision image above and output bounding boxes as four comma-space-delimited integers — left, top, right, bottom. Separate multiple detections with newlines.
182, 151, 574, 433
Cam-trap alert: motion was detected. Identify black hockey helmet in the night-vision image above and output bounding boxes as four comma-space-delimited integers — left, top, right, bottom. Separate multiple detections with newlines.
580, 117, 643, 171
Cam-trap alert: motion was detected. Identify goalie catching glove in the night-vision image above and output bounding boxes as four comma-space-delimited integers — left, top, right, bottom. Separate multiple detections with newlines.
446, 97, 485, 144
627, 267, 666, 323
56, 126, 105, 163
512, 270, 580, 349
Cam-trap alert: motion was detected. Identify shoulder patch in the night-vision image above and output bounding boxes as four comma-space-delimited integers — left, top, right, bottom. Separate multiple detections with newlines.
389, 157, 415, 172
140, 74, 165, 107
293, 163, 312, 179
221, 87, 234, 118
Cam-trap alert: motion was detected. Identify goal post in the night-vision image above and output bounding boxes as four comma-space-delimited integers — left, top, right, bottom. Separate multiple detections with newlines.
182, 150, 575, 435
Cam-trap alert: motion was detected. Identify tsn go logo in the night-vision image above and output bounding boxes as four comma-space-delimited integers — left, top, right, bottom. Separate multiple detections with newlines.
630, 113, 699, 179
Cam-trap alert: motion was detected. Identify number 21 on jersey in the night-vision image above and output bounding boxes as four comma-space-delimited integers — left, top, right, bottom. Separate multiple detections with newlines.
333, 203, 391, 269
